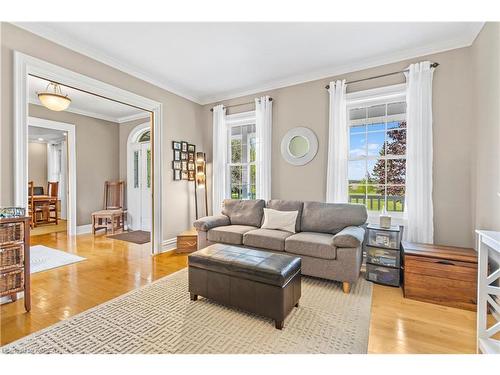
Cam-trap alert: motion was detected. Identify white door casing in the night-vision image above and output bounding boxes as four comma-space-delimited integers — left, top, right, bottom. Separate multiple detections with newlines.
14, 52, 163, 254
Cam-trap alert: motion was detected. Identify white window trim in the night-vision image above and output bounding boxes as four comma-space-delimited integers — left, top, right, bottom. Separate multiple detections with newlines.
346, 84, 408, 224
226, 111, 257, 200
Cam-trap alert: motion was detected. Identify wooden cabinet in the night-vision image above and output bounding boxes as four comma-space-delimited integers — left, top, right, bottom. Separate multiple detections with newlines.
402, 241, 477, 311
0, 217, 31, 311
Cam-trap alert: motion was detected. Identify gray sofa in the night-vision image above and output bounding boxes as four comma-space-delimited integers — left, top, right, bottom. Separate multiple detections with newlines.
193, 199, 367, 293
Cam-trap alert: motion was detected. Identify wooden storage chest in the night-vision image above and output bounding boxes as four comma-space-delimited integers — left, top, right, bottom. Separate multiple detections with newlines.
402, 241, 477, 311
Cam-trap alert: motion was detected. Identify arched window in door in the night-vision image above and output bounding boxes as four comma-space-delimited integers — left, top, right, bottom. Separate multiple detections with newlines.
138, 130, 151, 143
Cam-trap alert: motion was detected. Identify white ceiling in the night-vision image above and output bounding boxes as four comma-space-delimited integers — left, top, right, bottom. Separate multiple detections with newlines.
18, 22, 484, 104
29, 75, 148, 123
28, 125, 66, 143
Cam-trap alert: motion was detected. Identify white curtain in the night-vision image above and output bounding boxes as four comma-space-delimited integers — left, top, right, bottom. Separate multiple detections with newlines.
212, 104, 227, 215
255, 96, 272, 200
326, 80, 348, 203
405, 61, 435, 243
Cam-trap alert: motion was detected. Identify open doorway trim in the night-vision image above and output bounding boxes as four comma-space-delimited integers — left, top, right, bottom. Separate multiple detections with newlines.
14, 52, 163, 254
28, 117, 77, 235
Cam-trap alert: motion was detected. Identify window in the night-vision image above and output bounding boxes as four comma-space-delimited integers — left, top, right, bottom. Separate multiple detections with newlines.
226, 112, 257, 200
138, 130, 151, 143
347, 89, 407, 213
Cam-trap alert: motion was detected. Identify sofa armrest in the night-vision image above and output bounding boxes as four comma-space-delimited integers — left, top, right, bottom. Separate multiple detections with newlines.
193, 215, 230, 232
333, 226, 365, 248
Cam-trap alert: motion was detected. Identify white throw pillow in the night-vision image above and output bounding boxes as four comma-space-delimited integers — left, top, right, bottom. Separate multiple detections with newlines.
261, 208, 298, 233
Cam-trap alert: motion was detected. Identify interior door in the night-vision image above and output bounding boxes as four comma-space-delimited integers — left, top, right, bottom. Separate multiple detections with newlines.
140, 142, 152, 231
128, 142, 151, 231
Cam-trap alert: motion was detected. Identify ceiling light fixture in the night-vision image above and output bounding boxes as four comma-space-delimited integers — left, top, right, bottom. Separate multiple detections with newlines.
37, 82, 71, 111
38, 138, 44, 141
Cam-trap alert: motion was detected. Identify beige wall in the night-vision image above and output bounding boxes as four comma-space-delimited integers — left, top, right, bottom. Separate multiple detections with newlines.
1, 23, 207, 241
29, 104, 120, 225
203, 47, 476, 247
471, 23, 500, 233
28, 142, 48, 189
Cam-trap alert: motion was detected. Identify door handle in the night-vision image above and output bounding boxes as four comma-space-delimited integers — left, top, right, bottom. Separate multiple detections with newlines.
436, 260, 454, 266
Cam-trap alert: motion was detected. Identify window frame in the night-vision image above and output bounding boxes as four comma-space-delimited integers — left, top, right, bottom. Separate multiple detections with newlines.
225, 111, 257, 200
346, 84, 407, 221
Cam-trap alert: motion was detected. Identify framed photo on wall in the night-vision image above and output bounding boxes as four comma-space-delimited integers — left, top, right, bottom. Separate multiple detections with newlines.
172, 161, 181, 170
173, 169, 181, 180
172, 141, 181, 150
188, 152, 194, 162
181, 170, 189, 180
173, 150, 181, 161
181, 161, 188, 171
181, 152, 188, 160
188, 162, 195, 171
188, 170, 195, 181
188, 144, 196, 153
181, 141, 188, 152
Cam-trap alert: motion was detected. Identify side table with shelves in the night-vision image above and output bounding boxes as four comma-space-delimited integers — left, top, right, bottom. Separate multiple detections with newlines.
365, 224, 403, 287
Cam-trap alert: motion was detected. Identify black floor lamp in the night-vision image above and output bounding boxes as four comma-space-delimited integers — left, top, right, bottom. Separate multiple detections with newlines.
194, 152, 208, 219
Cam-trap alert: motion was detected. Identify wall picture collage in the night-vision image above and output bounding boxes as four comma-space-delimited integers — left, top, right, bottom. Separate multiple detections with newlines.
172, 141, 196, 181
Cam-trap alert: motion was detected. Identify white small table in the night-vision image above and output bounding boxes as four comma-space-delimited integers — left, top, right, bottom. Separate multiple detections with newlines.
475, 230, 500, 354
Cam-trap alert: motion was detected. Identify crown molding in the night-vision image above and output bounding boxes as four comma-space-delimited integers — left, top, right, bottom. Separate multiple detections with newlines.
28, 99, 123, 123
199, 23, 484, 104
14, 22, 203, 104
117, 112, 150, 124
14, 22, 484, 107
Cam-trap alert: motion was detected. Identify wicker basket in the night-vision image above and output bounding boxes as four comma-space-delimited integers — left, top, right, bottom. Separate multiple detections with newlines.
0, 243, 24, 271
0, 222, 24, 244
0, 268, 24, 296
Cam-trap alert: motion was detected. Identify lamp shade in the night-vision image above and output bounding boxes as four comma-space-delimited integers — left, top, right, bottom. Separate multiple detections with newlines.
37, 83, 71, 111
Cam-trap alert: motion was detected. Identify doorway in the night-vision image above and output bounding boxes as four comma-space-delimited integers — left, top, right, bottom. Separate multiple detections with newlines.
127, 124, 152, 232
14, 52, 163, 254
27, 117, 76, 236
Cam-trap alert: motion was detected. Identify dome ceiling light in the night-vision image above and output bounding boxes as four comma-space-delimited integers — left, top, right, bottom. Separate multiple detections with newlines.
37, 82, 71, 111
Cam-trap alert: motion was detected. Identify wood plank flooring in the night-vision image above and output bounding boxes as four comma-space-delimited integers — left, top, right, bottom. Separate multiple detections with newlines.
1, 232, 476, 353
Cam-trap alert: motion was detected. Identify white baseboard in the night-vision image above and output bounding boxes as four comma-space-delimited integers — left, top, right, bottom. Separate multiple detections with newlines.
161, 237, 177, 253
76, 224, 92, 235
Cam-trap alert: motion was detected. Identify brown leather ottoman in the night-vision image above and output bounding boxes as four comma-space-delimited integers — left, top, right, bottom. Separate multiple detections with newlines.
188, 244, 301, 329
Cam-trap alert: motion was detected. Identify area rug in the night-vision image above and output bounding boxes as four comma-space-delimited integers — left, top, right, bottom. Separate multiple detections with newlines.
107, 230, 150, 244
30, 245, 86, 274
1, 268, 372, 354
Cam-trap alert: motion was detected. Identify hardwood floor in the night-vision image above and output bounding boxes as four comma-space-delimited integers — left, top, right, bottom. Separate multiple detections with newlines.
30, 219, 67, 236
1, 232, 477, 353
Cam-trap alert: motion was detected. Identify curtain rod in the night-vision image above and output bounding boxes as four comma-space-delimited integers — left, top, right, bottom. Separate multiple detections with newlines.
210, 97, 273, 112
324, 62, 439, 90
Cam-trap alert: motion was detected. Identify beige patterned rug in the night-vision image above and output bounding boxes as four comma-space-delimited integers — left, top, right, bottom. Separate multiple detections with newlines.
2, 268, 372, 354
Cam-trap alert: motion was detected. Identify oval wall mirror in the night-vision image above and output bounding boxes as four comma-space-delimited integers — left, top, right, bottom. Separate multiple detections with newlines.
281, 127, 318, 166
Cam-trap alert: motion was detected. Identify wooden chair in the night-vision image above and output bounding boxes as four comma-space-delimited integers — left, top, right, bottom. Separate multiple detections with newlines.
27, 181, 35, 228
91, 181, 127, 235
28, 181, 43, 228
47, 181, 59, 225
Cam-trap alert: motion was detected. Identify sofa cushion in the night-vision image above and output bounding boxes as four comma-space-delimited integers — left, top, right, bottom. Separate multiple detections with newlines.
243, 228, 294, 252
285, 232, 336, 260
300, 202, 367, 235
333, 226, 365, 248
222, 199, 265, 227
207, 225, 258, 245
266, 199, 304, 232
